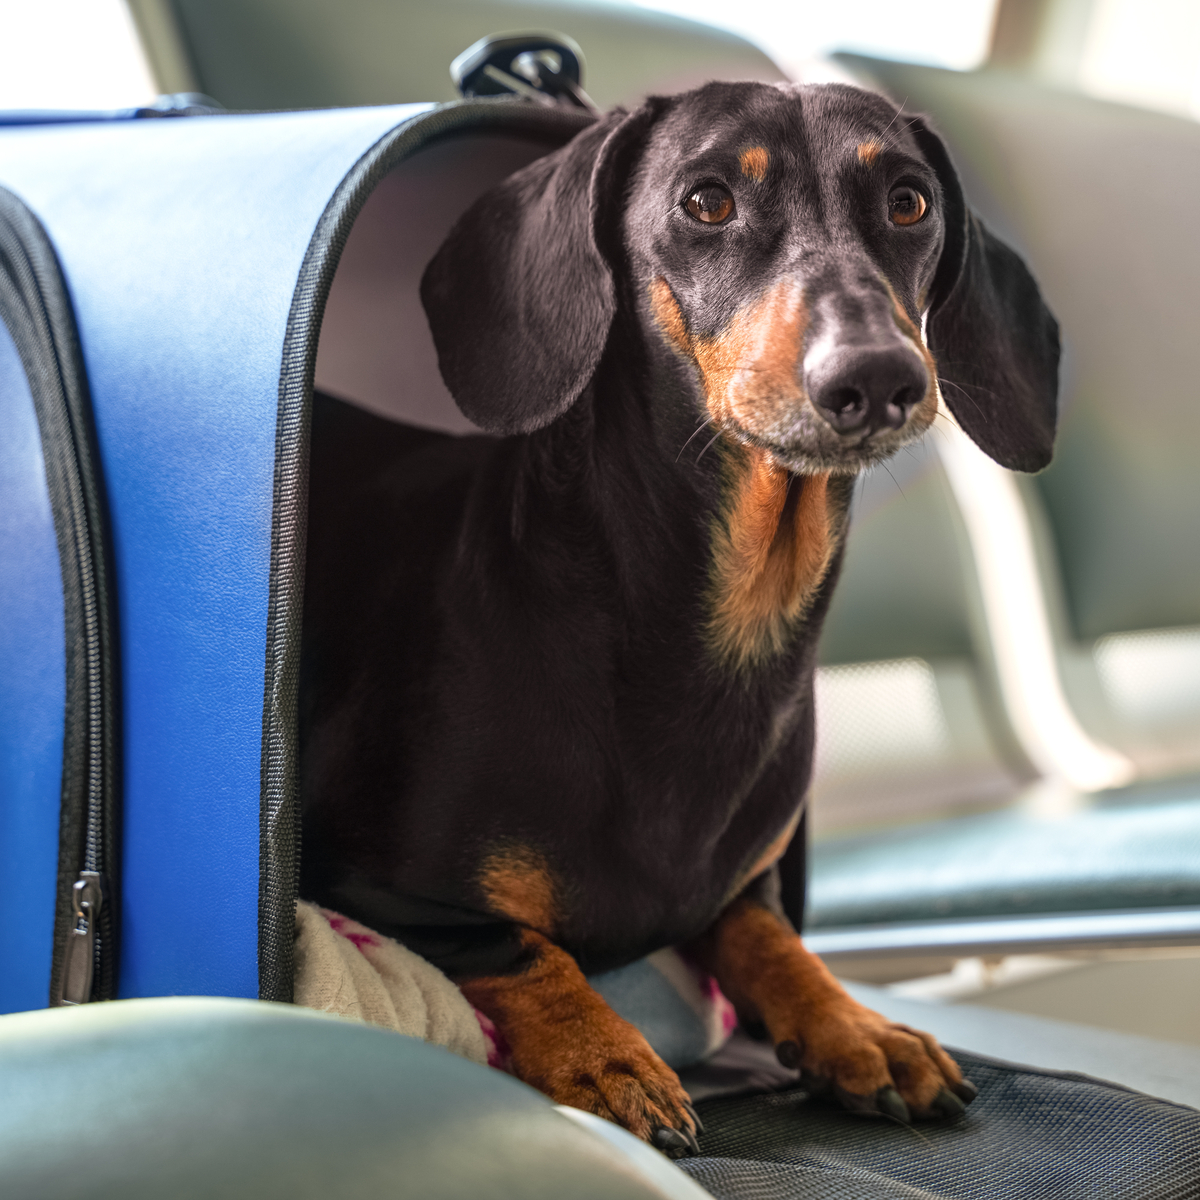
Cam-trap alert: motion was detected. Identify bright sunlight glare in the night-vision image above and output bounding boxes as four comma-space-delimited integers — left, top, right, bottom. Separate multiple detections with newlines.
622, 0, 999, 77
0, 0, 157, 110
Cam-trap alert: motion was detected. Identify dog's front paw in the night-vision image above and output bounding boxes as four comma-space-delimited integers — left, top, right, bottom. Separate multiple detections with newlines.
775, 997, 977, 1123
459, 931, 700, 1156
537, 1032, 702, 1156
705, 898, 977, 1124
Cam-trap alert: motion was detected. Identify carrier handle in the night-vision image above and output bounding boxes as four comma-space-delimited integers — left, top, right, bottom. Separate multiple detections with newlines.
451, 33, 600, 113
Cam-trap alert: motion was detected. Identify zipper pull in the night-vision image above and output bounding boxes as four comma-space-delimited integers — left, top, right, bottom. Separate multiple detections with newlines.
57, 872, 104, 1006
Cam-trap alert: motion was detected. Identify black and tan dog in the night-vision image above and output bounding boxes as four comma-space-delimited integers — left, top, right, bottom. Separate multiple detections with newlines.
300, 81, 1058, 1154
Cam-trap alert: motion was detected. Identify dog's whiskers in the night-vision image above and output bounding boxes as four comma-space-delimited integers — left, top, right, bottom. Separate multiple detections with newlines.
695, 428, 725, 462
937, 364, 1008, 406
878, 97, 909, 143
879, 460, 905, 500
937, 376, 990, 422
677, 417, 715, 462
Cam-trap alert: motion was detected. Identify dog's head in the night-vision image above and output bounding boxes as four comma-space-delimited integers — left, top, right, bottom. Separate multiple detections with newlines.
422, 81, 1059, 475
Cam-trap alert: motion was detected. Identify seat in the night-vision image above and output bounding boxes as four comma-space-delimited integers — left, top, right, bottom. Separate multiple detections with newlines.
4, 989, 1197, 1198
841, 54, 1200, 782
0, 996, 708, 1199
807, 58, 1200, 1024
809, 437, 1030, 836
124, 0, 785, 112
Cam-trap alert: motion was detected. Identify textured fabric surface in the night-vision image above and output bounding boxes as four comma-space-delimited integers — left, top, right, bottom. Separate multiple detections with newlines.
1, 188, 119, 1007
680, 1051, 1200, 1199
591, 950, 737, 1069
293, 901, 487, 1064
294, 903, 737, 1071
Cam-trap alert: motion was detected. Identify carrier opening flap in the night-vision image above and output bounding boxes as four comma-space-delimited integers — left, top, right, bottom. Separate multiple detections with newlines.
313, 129, 579, 434
0, 99, 593, 1004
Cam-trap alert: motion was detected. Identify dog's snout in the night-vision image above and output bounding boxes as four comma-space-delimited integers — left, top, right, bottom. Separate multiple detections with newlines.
806, 345, 928, 436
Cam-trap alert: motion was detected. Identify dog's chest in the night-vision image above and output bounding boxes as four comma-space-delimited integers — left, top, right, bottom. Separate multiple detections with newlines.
472, 703, 814, 971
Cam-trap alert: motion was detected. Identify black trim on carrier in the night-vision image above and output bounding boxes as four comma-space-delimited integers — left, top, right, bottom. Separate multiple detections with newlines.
260, 98, 596, 1002
0, 188, 120, 1006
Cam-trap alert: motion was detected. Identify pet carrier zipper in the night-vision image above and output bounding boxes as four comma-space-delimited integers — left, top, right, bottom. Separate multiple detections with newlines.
58, 873, 105, 1005
1, 188, 119, 1007
50, 442, 111, 1007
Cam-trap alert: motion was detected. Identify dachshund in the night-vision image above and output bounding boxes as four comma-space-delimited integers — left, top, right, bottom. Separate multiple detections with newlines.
299, 80, 1058, 1155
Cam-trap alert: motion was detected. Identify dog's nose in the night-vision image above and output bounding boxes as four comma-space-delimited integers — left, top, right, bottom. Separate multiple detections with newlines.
806, 345, 928, 435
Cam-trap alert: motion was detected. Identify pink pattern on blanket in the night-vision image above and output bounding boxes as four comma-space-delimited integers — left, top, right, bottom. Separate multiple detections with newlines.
699, 973, 739, 1035
720, 998, 738, 1034
678, 948, 739, 1037
321, 910, 381, 953
474, 1010, 514, 1072
312, 905, 734, 1069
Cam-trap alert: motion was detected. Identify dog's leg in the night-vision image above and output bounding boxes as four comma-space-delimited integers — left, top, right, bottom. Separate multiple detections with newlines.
459, 929, 700, 1154
695, 890, 977, 1122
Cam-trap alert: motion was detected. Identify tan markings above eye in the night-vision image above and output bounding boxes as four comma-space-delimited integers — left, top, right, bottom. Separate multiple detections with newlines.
888, 185, 927, 226
685, 185, 735, 225
739, 146, 769, 182
857, 141, 882, 167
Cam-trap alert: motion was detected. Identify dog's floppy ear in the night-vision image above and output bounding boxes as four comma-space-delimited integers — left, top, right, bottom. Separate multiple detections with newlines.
421, 104, 659, 435
909, 117, 1060, 472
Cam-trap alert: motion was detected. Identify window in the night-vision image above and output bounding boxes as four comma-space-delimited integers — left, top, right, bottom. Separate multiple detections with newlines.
625, 0, 1000, 75
0, 0, 155, 110
1078, 0, 1200, 119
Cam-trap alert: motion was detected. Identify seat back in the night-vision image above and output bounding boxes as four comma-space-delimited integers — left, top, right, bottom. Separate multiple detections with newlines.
842, 56, 1200, 778
130, 0, 785, 109
811, 440, 1031, 834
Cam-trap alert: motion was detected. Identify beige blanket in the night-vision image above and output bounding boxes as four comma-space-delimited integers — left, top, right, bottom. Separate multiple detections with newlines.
294, 901, 733, 1072
293, 900, 492, 1066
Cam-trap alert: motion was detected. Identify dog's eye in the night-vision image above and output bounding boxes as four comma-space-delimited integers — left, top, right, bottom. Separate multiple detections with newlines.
685, 185, 735, 225
888, 185, 927, 226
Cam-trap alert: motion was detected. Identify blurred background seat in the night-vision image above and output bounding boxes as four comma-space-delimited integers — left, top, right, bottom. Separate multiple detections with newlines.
807, 438, 1028, 836
123, 0, 784, 111
807, 49, 1200, 1043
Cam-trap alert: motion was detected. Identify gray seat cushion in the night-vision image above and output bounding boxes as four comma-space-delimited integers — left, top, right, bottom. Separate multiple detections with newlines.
680, 985, 1200, 1198
8, 991, 1197, 1198
681, 1048, 1199, 1200
0, 996, 695, 1200
809, 777, 1200, 928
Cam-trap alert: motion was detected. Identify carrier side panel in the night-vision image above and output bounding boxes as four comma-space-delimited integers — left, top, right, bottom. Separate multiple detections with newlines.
0, 106, 426, 998
0, 317, 64, 1012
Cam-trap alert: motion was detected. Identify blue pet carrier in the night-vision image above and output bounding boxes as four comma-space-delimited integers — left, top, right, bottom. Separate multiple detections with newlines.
0, 95, 592, 1012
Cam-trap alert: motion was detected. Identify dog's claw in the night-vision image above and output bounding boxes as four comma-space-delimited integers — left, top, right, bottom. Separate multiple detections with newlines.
876, 1086, 911, 1124
950, 1078, 979, 1105
775, 1039, 804, 1069
833, 1084, 880, 1115
931, 1088, 967, 1119
652, 1126, 693, 1159
683, 1099, 705, 1135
